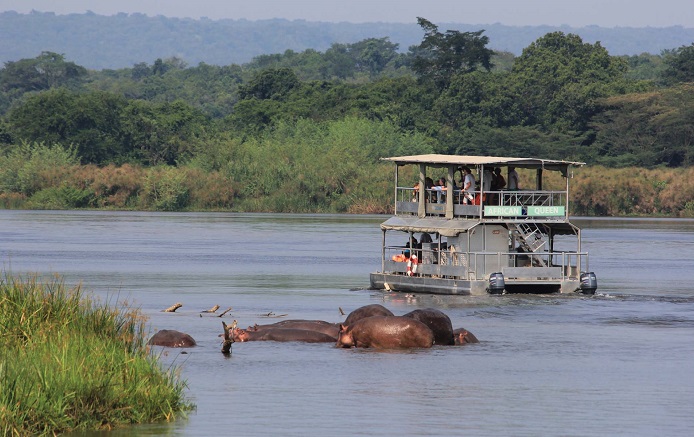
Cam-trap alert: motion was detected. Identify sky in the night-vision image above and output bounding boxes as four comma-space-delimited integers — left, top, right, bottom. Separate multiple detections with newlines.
1, 0, 693, 28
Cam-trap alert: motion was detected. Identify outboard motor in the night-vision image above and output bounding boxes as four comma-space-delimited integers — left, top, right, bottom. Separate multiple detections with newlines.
579, 272, 598, 295
487, 272, 505, 295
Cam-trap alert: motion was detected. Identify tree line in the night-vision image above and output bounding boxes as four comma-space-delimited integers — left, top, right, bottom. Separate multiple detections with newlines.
0, 19, 693, 215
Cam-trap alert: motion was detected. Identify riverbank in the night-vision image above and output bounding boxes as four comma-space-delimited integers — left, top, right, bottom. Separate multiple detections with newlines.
0, 151, 693, 217
0, 274, 193, 435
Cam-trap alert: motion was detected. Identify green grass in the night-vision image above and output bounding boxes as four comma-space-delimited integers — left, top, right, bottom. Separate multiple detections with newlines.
0, 273, 194, 435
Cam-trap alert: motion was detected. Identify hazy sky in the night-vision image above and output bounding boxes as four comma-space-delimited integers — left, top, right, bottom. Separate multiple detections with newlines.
1, 0, 693, 27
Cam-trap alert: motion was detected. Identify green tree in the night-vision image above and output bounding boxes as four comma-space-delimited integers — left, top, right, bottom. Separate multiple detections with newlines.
411, 17, 494, 89
6, 89, 129, 164
0, 52, 87, 95
238, 68, 300, 100
350, 38, 400, 77
662, 43, 694, 84
509, 32, 628, 132
120, 99, 209, 166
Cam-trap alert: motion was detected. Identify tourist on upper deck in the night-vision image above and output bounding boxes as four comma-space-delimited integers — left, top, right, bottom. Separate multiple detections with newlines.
482, 167, 493, 197
508, 167, 520, 190
490, 167, 506, 205
461, 166, 475, 204
492, 167, 506, 190
434, 177, 447, 203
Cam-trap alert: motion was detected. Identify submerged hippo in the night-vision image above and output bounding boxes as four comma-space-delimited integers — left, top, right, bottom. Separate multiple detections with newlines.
231, 327, 336, 343
248, 320, 339, 338
452, 328, 480, 345
402, 308, 455, 345
337, 316, 434, 349
344, 304, 394, 325
147, 329, 197, 347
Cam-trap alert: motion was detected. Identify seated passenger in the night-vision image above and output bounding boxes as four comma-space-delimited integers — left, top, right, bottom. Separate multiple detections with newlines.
433, 177, 446, 203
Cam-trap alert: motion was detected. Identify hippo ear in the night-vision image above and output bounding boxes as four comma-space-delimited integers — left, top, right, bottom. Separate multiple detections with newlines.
339, 324, 347, 332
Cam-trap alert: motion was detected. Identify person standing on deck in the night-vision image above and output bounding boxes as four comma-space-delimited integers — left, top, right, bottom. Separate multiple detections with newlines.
482, 167, 493, 202
461, 166, 475, 204
508, 167, 520, 190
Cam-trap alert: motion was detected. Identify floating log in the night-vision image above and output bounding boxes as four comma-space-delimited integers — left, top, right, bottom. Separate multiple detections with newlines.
201, 304, 220, 313
163, 303, 182, 312
217, 307, 233, 317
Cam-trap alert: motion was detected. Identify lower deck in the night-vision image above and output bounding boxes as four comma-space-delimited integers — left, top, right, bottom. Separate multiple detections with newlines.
370, 272, 582, 296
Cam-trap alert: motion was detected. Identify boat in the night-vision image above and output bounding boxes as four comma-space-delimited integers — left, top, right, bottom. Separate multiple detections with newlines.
369, 154, 598, 295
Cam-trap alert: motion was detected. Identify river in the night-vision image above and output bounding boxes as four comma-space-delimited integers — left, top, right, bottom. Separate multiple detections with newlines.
1, 210, 693, 436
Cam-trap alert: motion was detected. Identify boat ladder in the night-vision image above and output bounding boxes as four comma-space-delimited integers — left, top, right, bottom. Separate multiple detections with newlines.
510, 223, 548, 267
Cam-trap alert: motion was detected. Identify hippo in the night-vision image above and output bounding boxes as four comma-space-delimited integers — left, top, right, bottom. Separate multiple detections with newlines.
402, 308, 455, 345
336, 316, 434, 349
231, 327, 336, 343
248, 320, 339, 339
452, 328, 480, 345
147, 329, 196, 347
343, 304, 394, 325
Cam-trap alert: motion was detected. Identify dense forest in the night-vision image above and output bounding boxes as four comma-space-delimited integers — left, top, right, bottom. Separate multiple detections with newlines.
1, 18, 693, 216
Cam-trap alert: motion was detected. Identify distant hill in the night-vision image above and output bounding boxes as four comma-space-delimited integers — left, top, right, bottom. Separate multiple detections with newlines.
1, 11, 693, 70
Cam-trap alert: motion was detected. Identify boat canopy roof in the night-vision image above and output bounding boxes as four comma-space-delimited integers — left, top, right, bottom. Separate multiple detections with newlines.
382, 154, 585, 173
381, 216, 580, 236
380, 216, 477, 237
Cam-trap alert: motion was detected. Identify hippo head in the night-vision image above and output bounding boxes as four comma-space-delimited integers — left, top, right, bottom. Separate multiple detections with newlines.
336, 324, 355, 348
453, 329, 479, 345
231, 328, 250, 342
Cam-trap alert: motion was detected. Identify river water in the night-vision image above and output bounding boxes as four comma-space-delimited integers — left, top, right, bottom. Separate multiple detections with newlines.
1, 210, 693, 436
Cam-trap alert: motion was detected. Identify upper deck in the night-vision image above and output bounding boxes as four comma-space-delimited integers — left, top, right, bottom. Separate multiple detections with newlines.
384, 154, 584, 223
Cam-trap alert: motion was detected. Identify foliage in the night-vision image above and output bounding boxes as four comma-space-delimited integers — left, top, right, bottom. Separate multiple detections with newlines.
6, 89, 211, 166
571, 166, 694, 217
1, 24, 694, 216
140, 166, 191, 211
0, 273, 192, 435
224, 117, 434, 212
0, 51, 87, 98
661, 43, 694, 84
0, 140, 78, 195
509, 32, 629, 132
591, 84, 694, 167
238, 68, 300, 100
411, 17, 494, 89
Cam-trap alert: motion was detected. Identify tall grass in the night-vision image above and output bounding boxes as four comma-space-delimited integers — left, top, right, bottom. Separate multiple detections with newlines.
0, 274, 193, 435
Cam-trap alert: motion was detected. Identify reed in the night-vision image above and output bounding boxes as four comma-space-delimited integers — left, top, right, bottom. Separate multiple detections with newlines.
0, 273, 193, 435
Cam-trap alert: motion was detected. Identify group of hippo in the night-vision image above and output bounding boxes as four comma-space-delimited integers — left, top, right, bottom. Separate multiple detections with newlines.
149, 304, 478, 350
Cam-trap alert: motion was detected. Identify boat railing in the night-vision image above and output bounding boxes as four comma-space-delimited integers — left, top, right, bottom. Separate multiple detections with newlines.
384, 245, 588, 281
395, 186, 568, 220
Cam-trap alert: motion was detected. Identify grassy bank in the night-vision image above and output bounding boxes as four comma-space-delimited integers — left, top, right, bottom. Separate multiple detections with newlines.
0, 274, 193, 435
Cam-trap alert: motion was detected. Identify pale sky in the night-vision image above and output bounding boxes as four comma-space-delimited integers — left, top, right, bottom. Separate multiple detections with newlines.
1, 0, 693, 27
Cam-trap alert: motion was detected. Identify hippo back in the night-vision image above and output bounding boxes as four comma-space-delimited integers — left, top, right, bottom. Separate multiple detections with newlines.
344, 304, 394, 325
147, 329, 197, 347
402, 308, 454, 345
338, 316, 434, 349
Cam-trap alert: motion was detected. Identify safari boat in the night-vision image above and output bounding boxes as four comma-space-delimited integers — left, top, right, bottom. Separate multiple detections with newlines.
369, 154, 598, 295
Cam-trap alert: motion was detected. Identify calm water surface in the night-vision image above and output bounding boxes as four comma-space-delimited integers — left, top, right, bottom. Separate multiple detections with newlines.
2, 211, 693, 436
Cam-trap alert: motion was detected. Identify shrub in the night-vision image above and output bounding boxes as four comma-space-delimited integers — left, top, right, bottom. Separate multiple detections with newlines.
140, 166, 190, 211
